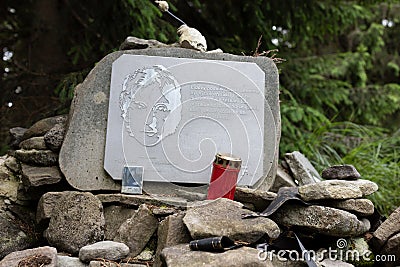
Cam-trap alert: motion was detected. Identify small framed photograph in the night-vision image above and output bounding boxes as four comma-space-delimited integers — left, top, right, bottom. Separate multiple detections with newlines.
121, 166, 143, 194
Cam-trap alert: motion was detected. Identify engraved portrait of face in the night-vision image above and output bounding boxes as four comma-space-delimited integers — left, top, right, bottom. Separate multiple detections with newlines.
119, 65, 182, 146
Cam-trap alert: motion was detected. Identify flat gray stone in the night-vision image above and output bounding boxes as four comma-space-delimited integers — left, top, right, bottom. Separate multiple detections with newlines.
284, 151, 321, 185
103, 205, 136, 240
321, 165, 361, 180
21, 164, 62, 188
96, 193, 188, 208
44, 123, 66, 152
324, 198, 375, 216
270, 165, 297, 192
0, 165, 19, 203
298, 179, 378, 201
0, 212, 38, 259
19, 136, 47, 150
271, 204, 370, 237
114, 204, 158, 257
22, 115, 68, 141
0, 246, 57, 267
372, 206, 400, 251
161, 244, 304, 267
60, 47, 280, 192
45, 192, 105, 254
58, 255, 88, 267
13, 149, 58, 166
234, 187, 276, 211
154, 213, 191, 267
36, 192, 64, 224
183, 198, 280, 243
79, 241, 129, 262
380, 232, 400, 267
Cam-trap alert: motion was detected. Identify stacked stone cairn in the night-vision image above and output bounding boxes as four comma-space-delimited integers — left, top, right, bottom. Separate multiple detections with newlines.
1, 114, 400, 267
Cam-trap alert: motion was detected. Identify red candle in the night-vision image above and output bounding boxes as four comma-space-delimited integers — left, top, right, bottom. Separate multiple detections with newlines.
207, 153, 241, 200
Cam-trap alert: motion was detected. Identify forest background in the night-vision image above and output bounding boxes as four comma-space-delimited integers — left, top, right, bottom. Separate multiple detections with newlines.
1, 0, 399, 216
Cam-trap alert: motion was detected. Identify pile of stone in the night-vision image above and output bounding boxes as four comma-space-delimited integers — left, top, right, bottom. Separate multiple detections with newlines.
0, 41, 399, 266
1, 133, 398, 266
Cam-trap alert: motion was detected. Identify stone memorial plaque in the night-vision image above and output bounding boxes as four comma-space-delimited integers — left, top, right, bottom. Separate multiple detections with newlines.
104, 54, 276, 186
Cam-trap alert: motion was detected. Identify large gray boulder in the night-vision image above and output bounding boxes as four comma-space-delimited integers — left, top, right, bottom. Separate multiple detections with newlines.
59, 47, 280, 191
183, 198, 280, 243
271, 204, 370, 237
44, 192, 105, 254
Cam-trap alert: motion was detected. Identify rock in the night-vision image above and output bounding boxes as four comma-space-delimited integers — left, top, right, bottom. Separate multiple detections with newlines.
154, 213, 191, 267
103, 205, 136, 240
323, 198, 375, 216
0, 211, 38, 259
21, 164, 62, 188
270, 165, 297, 192
22, 115, 68, 141
120, 36, 169, 50
79, 241, 129, 262
379, 232, 400, 267
161, 244, 303, 267
9, 127, 27, 149
271, 204, 370, 237
136, 250, 153, 261
234, 187, 276, 211
151, 207, 177, 216
44, 123, 66, 152
371, 206, 400, 251
177, 25, 207, 52
114, 204, 158, 257
97, 194, 187, 208
284, 151, 321, 185
321, 165, 361, 180
13, 149, 58, 166
183, 198, 280, 243
36, 192, 64, 225
45, 191, 105, 254
4, 156, 21, 174
58, 255, 88, 267
60, 48, 280, 192
298, 179, 378, 201
0, 167, 19, 203
19, 136, 47, 150
0, 246, 57, 267
89, 261, 146, 267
